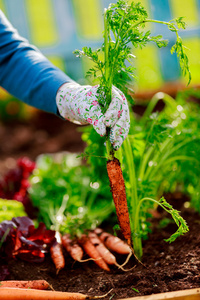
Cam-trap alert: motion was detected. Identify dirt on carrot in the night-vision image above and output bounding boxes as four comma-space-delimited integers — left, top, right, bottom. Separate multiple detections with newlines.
106, 158, 131, 245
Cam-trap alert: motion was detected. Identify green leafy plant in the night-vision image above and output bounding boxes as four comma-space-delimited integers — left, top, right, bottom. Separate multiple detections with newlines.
74, 0, 191, 255
0, 198, 27, 222
29, 153, 114, 237
80, 90, 200, 259
74, 0, 191, 159
116, 91, 200, 258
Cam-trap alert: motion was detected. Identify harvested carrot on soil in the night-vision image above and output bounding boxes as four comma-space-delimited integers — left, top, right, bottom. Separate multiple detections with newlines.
88, 232, 116, 265
0, 288, 88, 300
50, 241, 65, 274
106, 158, 131, 246
88, 232, 134, 271
0, 287, 113, 300
94, 228, 131, 255
78, 234, 110, 271
0, 280, 49, 290
62, 234, 84, 262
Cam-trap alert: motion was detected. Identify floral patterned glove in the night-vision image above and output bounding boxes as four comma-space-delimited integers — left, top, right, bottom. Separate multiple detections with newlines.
56, 82, 130, 150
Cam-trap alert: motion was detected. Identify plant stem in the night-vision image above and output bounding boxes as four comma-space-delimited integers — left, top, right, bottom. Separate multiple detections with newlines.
138, 146, 154, 181
131, 18, 176, 31
123, 138, 138, 206
106, 129, 114, 160
146, 137, 199, 181
104, 9, 109, 87
140, 92, 177, 125
122, 137, 142, 258
132, 195, 172, 259
104, 8, 114, 160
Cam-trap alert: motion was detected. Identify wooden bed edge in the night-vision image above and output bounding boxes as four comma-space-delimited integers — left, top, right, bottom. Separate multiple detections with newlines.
120, 287, 200, 300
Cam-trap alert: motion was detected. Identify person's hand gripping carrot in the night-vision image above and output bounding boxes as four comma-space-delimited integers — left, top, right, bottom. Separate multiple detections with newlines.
56, 83, 130, 150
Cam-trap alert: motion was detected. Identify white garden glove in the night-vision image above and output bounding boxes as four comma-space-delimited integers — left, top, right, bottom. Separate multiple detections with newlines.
56, 82, 130, 150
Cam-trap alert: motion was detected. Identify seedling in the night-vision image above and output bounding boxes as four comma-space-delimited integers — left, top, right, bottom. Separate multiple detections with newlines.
132, 287, 139, 293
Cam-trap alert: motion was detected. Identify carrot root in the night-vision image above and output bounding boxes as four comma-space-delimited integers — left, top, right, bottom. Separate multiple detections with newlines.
88, 232, 116, 265
0, 288, 88, 300
115, 252, 136, 271
0, 280, 50, 290
106, 158, 131, 244
89, 232, 135, 272
78, 235, 110, 271
94, 228, 131, 255
50, 242, 65, 274
0, 287, 113, 300
62, 234, 84, 262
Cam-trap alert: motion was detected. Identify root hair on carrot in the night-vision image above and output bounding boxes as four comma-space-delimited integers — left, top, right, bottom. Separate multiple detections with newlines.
115, 251, 136, 272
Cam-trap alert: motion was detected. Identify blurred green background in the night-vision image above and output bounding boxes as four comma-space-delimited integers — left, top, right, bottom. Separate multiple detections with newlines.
0, 0, 200, 120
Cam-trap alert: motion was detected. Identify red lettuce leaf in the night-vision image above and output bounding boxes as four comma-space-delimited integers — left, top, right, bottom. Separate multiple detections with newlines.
0, 216, 56, 263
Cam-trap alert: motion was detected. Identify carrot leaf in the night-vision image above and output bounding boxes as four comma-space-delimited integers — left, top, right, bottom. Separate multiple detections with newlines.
157, 197, 189, 243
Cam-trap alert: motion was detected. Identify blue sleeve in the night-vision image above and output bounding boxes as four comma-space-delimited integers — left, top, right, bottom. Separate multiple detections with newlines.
0, 10, 73, 115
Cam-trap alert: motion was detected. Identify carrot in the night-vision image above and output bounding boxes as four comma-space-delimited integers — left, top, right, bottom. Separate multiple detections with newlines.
94, 228, 131, 255
0, 288, 88, 300
106, 158, 131, 245
88, 232, 116, 265
50, 241, 65, 274
62, 234, 84, 262
0, 280, 49, 290
78, 234, 110, 271
0, 287, 113, 300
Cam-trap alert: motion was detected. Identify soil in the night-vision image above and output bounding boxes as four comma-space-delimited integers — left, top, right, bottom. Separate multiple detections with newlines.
0, 110, 86, 176
0, 111, 200, 299
1, 205, 200, 299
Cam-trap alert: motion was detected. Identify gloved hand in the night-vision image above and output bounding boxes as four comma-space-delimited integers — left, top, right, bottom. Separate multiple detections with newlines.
56, 82, 130, 150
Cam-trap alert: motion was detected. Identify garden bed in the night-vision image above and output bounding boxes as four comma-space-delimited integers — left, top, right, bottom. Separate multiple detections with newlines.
0, 111, 200, 299
1, 204, 200, 299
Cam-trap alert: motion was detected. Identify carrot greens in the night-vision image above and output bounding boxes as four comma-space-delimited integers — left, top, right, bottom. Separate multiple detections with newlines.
74, 1, 191, 159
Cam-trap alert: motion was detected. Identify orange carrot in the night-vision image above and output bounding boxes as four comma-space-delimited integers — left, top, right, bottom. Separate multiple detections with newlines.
62, 234, 84, 262
88, 232, 116, 265
94, 228, 131, 255
78, 234, 110, 271
106, 158, 131, 245
50, 241, 65, 273
0, 288, 88, 300
0, 280, 49, 290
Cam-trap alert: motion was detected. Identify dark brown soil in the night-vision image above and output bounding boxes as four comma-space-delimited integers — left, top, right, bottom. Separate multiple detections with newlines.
0, 111, 200, 299
2, 207, 200, 299
0, 110, 85, 176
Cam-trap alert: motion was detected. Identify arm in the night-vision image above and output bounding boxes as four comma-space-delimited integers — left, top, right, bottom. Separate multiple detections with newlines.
0, 10, 130, 149
0, 10, 72, 115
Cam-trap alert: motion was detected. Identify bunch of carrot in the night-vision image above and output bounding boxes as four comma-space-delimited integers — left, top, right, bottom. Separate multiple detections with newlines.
50, 229, 131, 273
